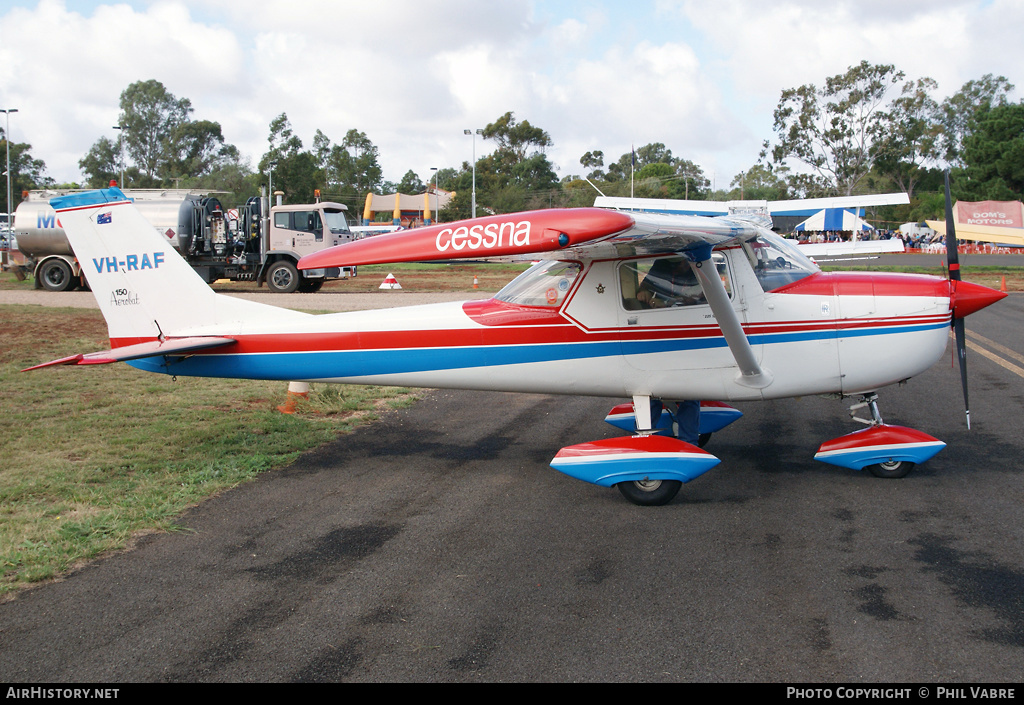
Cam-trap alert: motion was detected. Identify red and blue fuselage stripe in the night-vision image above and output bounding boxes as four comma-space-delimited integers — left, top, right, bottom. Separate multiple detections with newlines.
125, 314, 950, 380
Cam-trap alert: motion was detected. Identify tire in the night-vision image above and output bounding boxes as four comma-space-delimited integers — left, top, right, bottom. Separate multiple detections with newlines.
298, 278, 324, 293
697, 432, 712, 448
267, 260, 299, 293
616, 479, 682, 506
39, 259, 77, 292
867, 460, 915, 479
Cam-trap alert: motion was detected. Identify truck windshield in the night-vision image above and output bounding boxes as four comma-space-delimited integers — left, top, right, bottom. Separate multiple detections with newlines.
323, 209, 350, 234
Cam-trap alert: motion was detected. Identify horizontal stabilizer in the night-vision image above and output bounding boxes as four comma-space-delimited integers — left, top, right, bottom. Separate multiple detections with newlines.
23, 336, 236, 371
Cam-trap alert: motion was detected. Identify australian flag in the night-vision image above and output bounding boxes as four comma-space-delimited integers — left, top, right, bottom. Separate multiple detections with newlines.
97, 212, 112, 225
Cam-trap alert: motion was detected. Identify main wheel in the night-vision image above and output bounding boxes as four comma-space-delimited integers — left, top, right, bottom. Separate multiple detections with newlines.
39, 259, 77, 292
616, 479, 682, 506
266, 260, 299, 293
866, 460, 915, 479
298, 278, 324, 293
697, 432, 712, 448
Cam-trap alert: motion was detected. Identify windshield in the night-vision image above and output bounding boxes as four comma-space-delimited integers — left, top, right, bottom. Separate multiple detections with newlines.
495, 260, 582, 307
744, 231, 819, 292
323, 209, 350, 234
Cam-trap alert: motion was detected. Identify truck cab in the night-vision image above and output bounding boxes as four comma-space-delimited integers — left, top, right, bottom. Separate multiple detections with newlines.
262, 201, 356, 293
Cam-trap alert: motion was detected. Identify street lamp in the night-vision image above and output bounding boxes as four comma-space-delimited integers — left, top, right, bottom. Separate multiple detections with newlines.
464, 128, 482, 218
430, 167, 438, 225
112, 125, 124, 187
2, 108, 17, 227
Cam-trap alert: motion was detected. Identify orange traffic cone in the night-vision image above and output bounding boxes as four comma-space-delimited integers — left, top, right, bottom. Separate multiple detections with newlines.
277, 381, 310, 414
1001, 275, 1007, 293
473, 276, 479, 289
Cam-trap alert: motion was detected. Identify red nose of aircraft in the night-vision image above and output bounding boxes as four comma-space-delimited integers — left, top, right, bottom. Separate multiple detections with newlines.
951, 280, 1007, 319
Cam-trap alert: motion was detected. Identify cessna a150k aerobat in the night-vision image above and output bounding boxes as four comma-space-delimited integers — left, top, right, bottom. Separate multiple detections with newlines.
28, 182, 1004, 505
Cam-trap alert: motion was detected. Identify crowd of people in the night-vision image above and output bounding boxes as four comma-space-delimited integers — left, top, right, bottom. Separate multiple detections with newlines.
791, 228, 946, 250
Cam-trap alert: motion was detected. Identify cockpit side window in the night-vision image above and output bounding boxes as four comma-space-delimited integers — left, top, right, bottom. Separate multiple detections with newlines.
620, 253, 730, 310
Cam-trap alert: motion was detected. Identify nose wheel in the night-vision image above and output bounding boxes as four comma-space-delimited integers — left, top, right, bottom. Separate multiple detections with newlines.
867, 458, 915, 479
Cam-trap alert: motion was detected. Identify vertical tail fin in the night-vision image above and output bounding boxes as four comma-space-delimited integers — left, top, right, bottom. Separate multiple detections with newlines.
51, 188, 305, 345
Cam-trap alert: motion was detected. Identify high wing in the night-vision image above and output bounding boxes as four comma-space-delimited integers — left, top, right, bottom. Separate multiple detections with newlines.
297, 207, 762, 269
299, 207, 772, 388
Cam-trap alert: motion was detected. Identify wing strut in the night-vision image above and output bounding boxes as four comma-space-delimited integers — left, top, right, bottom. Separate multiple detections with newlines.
689, 256, 773, 389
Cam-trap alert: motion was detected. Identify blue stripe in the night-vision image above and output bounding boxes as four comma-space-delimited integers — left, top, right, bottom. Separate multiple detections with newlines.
127, 321, 948, 380
51, 187, 129, 211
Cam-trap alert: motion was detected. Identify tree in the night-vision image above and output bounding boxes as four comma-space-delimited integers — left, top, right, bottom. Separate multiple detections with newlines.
118, 79, 193, 181
471, 112, 559, 212
79, 136, 120, 189
397, 170, 425, 194
321, 128, 384, 213
1, 127, 52, 213
164, 119, 231, 180
580, 150, 605, 179
959, 102, 1024, 200
939, 74, 1015, 167
870, 77, 942, 198
729, 164, 790, 201
258, 114, 322, 202
481, 111, 552, 161
767, 61, 905, 195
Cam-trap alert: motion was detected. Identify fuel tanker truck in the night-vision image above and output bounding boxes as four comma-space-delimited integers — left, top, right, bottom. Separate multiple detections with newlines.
13, 188, 357, 293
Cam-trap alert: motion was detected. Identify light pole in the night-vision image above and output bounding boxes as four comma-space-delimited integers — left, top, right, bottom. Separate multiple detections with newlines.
2, 108, 17, 227
112, 124, 124, 187
430, 167, 438, 225
464, 128, 482, 218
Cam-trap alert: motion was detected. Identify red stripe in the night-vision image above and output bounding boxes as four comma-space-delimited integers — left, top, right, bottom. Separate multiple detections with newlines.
772, 271, 950, 298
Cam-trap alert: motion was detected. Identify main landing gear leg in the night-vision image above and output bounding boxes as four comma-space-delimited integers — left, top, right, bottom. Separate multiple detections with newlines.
615, 395, 683, 505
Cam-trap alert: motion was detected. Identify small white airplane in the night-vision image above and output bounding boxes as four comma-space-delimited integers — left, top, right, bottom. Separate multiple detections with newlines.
27, 179, 1005, 505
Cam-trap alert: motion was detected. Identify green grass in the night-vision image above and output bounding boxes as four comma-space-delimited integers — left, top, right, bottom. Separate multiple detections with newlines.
0, 305, 417, 597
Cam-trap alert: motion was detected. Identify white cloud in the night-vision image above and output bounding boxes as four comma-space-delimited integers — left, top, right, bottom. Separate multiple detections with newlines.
0, 0, 1019, 191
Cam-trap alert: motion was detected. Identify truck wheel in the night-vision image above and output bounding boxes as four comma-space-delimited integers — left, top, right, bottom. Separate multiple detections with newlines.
267, 261, 299, 293
39, 259, 77, 292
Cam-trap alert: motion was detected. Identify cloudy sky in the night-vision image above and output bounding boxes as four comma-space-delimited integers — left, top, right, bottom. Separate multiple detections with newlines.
0, 0, 1020, 191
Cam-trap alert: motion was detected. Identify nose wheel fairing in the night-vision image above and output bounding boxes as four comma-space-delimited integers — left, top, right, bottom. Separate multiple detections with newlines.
814, 424, 946, 471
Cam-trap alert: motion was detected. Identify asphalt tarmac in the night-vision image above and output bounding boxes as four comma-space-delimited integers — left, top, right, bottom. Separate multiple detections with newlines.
1, 298, 1022, 683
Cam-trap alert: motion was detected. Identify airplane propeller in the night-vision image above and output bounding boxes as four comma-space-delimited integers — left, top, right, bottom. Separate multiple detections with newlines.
944, 170, 971, 429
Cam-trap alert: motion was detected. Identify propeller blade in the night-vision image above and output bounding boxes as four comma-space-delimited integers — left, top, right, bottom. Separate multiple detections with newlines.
954, 317, 970, 430
945, 170, 970, 428
944, 170, 961, 282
